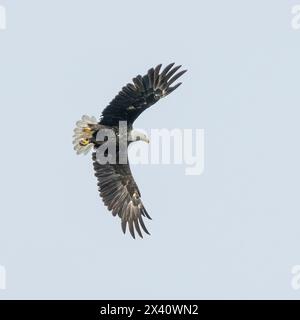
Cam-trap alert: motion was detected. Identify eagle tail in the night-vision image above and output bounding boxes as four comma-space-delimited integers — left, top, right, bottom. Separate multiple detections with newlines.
72, 115, 98, 155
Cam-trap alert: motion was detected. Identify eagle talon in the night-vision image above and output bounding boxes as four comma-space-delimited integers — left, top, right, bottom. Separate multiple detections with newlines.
79, 138, 90, 146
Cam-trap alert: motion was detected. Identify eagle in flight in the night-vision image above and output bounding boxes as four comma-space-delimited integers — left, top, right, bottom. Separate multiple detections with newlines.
73, 63, 187, 238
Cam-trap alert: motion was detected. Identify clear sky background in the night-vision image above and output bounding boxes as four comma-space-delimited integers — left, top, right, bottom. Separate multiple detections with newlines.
0, 0, 300, 299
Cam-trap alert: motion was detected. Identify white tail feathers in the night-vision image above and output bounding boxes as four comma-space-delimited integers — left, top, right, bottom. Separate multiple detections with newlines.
72, 115, 98, 155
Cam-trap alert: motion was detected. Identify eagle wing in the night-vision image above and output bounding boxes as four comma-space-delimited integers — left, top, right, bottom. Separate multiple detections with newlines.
92, 152, 151, 238
99, 63, 187, 126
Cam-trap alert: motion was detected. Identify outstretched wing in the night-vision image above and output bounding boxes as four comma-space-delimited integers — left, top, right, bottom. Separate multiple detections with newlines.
92, 152, 151, 238
99, 63, 187, 126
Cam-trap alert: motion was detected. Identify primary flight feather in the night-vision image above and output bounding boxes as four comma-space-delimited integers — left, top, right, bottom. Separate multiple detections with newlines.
73, 63, 187, 238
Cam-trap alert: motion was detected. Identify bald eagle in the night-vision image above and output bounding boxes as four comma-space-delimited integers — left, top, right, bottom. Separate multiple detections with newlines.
73, 63, 187, 238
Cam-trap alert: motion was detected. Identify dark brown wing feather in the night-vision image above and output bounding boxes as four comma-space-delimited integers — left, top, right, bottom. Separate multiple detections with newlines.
92, 152, 151, 238
99, 63, 187, 126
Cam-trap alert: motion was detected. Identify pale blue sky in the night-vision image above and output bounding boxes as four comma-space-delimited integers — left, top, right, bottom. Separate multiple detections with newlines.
0, 0, 300, 299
